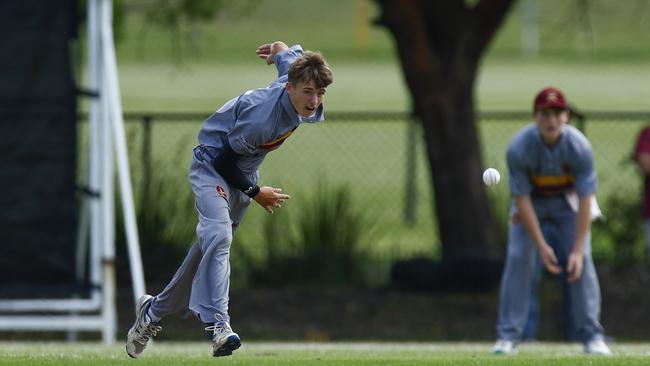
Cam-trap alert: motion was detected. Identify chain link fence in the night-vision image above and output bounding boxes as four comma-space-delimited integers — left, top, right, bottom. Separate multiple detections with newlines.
78, 111, 650, 269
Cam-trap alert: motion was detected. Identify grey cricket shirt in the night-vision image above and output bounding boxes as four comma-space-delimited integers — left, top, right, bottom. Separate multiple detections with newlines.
196, 44, 325, 180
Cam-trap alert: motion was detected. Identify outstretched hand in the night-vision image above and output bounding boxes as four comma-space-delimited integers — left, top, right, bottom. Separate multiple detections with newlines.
254, 186, 291, 214
256, 41, 289, 65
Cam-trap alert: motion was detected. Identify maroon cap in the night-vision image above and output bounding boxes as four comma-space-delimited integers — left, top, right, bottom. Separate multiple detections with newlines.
534, 87, 568, 112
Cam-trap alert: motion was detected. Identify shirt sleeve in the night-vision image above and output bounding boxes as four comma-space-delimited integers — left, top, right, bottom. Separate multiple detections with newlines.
272, 44, 304, 78
572, 140, 598, 197
506, 145, 532, 196
212, 138, 258, 195
226, 96, 266, 155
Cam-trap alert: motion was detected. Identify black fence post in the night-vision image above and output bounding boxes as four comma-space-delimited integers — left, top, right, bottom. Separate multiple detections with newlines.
404, 115, 417, 226
570, 106, 587, 135
140, 115, 152, 210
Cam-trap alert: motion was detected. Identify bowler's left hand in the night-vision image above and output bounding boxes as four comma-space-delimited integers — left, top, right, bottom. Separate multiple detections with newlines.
256, 41, 289, 65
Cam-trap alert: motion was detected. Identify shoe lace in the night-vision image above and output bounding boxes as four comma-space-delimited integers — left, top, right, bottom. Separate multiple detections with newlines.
205, 322, 232, 334
205, 314, 232, 335
135, 321, 162, 344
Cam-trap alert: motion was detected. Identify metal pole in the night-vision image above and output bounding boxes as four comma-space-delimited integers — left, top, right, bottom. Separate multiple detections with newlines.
101, 61, 116, 345
98, 0, 116, 345
101, 0, 146, 301
87, 0, 106, 340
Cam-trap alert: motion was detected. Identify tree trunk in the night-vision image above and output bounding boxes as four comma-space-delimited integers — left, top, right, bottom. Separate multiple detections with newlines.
377, 0, 516, 290
421, 78, 500, 262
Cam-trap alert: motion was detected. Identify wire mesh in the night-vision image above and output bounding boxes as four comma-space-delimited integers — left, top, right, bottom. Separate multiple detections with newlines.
77, 111, 650, 262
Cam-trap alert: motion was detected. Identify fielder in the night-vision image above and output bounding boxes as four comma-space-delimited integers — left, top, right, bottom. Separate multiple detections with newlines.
125, 41, 333, 358
632, 125, 650, 264
492, 87, 611, 356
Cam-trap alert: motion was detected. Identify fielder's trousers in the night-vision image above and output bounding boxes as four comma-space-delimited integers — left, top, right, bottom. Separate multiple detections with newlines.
496, 197, 605, 343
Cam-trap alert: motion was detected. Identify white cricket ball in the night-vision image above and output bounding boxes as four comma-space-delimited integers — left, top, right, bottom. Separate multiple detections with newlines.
482, 168, 500, 186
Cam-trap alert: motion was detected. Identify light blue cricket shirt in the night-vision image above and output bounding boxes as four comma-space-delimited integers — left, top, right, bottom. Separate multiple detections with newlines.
506, 123, 597, 199
197, 44, 325, 176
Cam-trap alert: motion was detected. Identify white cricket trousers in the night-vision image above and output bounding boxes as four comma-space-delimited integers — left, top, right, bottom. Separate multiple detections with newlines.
149, 147, 252, 324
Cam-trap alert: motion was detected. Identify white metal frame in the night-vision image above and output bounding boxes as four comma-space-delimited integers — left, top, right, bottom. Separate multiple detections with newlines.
0, 0, 145, 344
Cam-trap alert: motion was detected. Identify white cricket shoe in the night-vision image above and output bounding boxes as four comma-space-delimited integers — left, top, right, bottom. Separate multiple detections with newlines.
584, 338, 612, 355
125, 294, 162, 358
206, 317, 241, 357
492, 339, 518, 355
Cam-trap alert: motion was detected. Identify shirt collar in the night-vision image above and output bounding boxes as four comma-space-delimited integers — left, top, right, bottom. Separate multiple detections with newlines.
300, 104, 325, 123
533, 123, 565, 149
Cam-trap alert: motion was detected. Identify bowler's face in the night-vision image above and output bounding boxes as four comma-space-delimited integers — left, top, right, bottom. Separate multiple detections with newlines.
286, 80, 326, 117
535, 108, 569, 145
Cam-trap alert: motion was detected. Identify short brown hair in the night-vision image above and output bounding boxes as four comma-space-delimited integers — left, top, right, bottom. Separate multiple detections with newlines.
288, 51, 333, 89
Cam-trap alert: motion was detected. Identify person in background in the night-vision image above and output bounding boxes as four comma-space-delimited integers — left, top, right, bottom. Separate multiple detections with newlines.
492, 87, 611, 356
523, 104, 585, 343
633, 125, 650, 265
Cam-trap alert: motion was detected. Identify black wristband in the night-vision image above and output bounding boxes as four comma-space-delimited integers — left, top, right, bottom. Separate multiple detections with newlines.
244, 185, 260, 198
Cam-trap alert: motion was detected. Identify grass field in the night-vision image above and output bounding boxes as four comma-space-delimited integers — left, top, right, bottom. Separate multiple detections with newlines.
1, 342, 649, 366
111, 60, 650, 113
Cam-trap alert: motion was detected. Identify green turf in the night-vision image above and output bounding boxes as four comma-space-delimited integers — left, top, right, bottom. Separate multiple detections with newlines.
1, 342, 648, 365
108, 60, 650, 113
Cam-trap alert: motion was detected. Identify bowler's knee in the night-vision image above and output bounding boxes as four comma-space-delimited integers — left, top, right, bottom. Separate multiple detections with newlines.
198, 218, 233, 254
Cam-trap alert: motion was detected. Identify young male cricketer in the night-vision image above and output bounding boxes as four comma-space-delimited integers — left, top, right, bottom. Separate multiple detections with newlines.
125, 41, 333, 358
492, 87, 611, 356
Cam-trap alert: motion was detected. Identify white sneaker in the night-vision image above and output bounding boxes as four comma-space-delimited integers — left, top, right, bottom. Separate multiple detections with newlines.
492, 340, 518, 355
125, 295, 162, 358
584, 338, 612, 355
206, 318, 241, 357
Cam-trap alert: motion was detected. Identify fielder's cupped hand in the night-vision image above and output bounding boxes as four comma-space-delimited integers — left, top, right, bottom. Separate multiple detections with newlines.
539, 244, 563, 275
566, 250, 584, 283
254, 186, 291, 214
256, 41, 288, 65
